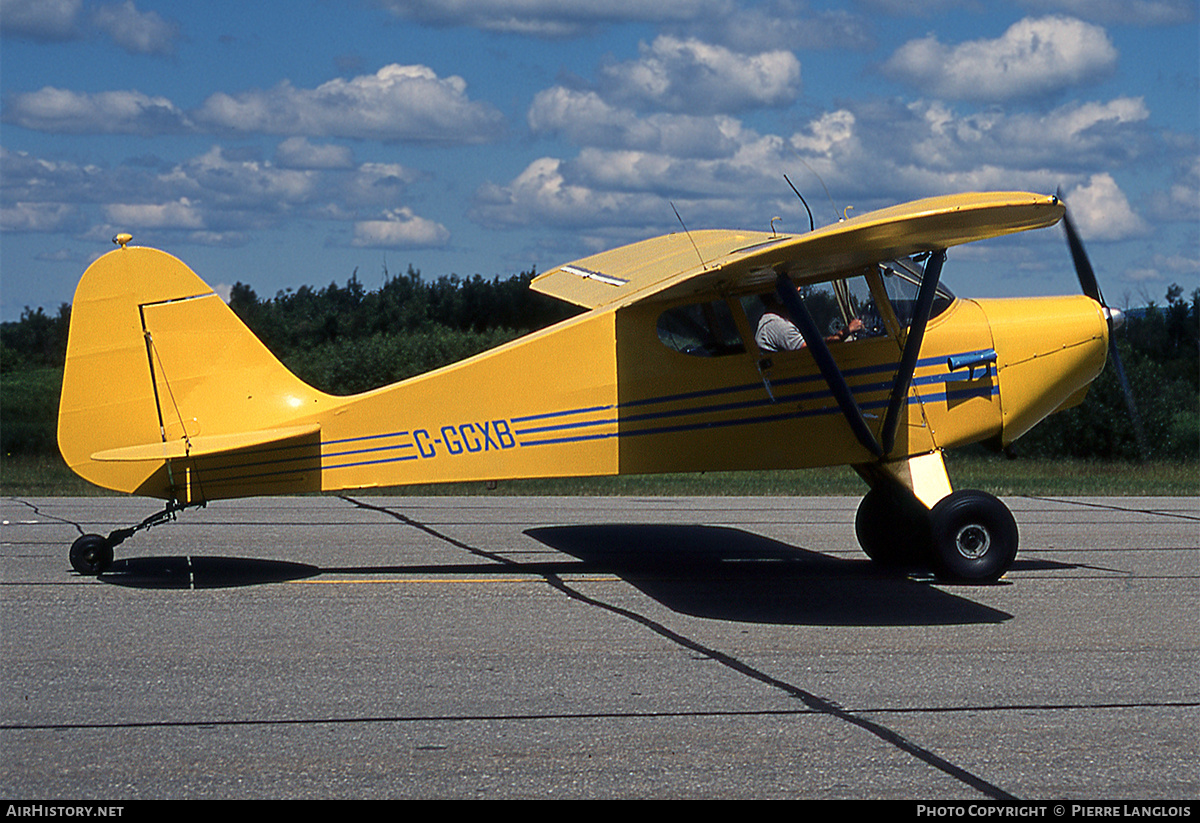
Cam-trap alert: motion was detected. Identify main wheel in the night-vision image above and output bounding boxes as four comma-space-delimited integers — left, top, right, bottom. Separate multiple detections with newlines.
70, 534, 113, 575
855, 486, 932, 569
928, 490, 1018, 582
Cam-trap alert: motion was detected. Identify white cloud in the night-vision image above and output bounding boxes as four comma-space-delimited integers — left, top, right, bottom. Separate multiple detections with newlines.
104, 198, 206, 230
1147, 155, 1200, 223
1, 0, 181, 55
4, 65, 504, 143
371, 0, 729, 37
471, 157, 659, 230
165, 146, 318, 212
1017, 0, 1195, 26
492, 86, 1165, 239
274, 137, 356, 170
90, 1, 179, 56
528, 87, 743, 157
1062, 173, 1150, 240
340, 162, 421, 208
857, 0, 974, 13
597, 36, 801, 114
898, 97, 1150, 171
1123, 252, 1199, 288
195, 64, 506, 143
0, 144, 321, 229
352, 208, 450, 248
687, 3, 874, 53
0, 146, 126, 209
183, 231, 250, 247
2, 87, 191, 134
0, 143, 445, 248
0, 202, 78, 232
385, 0, 872, 52
0, 0, 82, 41
790, 109, 857, 155
568, 131, 793, 200
882, 16, 1119, 101
473, 127, 811, 237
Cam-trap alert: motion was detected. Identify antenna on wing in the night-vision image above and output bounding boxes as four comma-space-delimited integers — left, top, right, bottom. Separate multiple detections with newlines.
788, 151, 839, 224
784, 175, 815, 232
671, 201, 707, 270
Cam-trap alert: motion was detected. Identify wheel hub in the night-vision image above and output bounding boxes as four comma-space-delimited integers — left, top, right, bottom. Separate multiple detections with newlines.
953, 523, 991, 560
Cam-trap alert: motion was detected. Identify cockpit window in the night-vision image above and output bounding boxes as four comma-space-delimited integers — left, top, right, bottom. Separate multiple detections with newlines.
742, 275, 888, 350
656, 299, 745, 357
880, 257, 955, 325
656, 255, 956, 358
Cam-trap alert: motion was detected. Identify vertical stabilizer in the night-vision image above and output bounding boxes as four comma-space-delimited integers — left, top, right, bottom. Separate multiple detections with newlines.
58, 243, 326, 499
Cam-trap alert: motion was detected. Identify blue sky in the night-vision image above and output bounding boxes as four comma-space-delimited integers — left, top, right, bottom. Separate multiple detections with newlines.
2, 0, 1196, 321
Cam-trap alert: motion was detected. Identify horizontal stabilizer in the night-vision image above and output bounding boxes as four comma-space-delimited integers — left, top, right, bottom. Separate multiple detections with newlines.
92, 424, 321, 463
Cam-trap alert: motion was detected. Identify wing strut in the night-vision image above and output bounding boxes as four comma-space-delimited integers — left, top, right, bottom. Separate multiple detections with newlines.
880, 250, 946, 456
775, 272, 884, 459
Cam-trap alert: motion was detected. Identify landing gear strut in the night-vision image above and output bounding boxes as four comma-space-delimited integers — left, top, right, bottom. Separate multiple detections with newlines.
68, 499, 203, 576
856, 487, 1018, 582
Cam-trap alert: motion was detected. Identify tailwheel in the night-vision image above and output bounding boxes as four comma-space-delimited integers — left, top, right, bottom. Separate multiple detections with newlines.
855, 486, 932, 569
70, 534, 114, 576
928, 490, 1018, 583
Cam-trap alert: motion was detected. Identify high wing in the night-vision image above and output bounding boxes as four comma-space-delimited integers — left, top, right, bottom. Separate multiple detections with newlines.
531, 191, 1063, 309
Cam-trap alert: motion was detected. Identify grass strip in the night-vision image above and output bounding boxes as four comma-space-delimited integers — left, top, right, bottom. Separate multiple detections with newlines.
2, 452, 1195, 498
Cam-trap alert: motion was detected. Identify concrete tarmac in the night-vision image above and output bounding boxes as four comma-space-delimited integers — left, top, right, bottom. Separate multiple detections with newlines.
1, 494, 1196, 800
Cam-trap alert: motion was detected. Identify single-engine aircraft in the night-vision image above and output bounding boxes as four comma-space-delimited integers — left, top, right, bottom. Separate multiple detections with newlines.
58, 190, 1123, 582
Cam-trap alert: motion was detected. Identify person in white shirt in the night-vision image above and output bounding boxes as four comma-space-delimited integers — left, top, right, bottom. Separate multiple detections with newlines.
755, 294, 863, 352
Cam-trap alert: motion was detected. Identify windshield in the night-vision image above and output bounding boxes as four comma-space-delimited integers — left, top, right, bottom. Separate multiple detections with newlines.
880, 256, 955, 326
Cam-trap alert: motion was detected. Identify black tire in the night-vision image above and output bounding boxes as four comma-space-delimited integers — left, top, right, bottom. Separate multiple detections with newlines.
928, 490, 1018, 582
70, 534, 113, 575
855, 486, 932, 568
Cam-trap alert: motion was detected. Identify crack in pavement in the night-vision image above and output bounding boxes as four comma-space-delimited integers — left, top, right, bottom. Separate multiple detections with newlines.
1021, 495, 1199, 521
7, 498, 85, 536
342, 495, 1018, 801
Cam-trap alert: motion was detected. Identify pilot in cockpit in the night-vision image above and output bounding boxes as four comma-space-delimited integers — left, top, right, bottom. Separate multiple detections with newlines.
755, 293, 863, 352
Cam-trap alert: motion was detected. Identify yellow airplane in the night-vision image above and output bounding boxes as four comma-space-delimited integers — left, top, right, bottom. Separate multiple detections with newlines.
58, 190, 1121, 582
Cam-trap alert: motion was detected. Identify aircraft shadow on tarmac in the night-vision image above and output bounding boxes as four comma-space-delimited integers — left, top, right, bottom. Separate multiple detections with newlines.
98, 556, 321, 590
96, 523, 1023, 626
522, 524, 1013, 626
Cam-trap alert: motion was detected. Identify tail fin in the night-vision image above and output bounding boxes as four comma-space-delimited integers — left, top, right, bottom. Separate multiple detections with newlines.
58, 243, 326, 501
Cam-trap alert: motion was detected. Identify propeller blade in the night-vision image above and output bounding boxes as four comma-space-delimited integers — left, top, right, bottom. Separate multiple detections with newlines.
1057, 188, 1104, 306
1057, 189, 1148, 460
1107, 337, 1150, 461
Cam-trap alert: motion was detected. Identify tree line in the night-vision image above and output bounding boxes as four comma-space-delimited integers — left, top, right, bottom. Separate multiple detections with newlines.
1013, 283, 1198, 461
222, 266, 580, 394
2, 270, 1196, 461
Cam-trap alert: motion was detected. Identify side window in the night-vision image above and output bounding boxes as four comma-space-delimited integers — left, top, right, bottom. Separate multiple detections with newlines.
657, 299, 745, 357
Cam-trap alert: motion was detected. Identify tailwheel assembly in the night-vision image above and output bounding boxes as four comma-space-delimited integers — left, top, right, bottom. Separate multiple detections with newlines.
67, 499, 203, 576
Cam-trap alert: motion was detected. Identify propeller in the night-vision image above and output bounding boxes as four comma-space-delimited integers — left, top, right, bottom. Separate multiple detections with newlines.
1057, 188, 1149, 460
